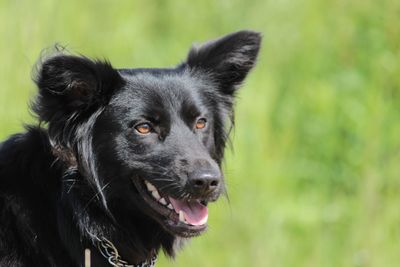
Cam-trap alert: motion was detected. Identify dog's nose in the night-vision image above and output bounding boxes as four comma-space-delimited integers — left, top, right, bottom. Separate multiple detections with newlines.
189, 168, 221, 195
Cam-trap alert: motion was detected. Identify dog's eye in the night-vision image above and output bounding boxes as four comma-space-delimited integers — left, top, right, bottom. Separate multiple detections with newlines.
135, 123, 152, 134
195, 118, 207, 130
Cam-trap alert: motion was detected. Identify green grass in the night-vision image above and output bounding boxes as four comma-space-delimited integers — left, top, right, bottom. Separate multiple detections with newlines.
1, 1, 399, 266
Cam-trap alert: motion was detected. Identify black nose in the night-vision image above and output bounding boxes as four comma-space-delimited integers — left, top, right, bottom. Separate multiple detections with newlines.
189, 168, 221, 195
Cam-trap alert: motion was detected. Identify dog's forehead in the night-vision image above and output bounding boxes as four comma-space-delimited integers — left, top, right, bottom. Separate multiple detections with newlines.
110, 70, 210, 112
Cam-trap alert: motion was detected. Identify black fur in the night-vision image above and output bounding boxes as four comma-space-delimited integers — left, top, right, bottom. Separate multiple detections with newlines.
0, 31, 261, 266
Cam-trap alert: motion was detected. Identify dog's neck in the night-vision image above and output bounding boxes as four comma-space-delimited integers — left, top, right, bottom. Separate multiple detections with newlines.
57, 174, 176, 266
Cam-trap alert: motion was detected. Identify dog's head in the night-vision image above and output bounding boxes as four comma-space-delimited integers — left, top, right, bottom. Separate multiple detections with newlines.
34, 31, 261, 238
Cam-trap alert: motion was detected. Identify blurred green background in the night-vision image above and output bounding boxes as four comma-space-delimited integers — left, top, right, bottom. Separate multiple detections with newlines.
1, 0, 399, 266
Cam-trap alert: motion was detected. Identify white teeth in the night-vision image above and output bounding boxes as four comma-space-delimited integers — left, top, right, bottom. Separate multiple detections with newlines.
145, 181, 156, 192
145, 181, 161, 201
144, 181, 174, 210
159, 198, 167, 205
179, 210, 185, 223
151, 190, 160, 200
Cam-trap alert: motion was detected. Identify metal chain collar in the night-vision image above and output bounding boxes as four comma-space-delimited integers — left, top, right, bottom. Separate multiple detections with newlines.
97, 237, 157, 267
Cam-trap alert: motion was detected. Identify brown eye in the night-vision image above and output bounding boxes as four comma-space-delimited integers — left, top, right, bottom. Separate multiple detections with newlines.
135, 123, 152, 134
195, 118, 207, 129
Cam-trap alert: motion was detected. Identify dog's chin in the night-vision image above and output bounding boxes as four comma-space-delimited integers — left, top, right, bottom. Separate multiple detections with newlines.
130, 177, 214, 238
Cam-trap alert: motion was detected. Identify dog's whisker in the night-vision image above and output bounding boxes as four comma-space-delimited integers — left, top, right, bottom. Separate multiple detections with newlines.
66, 181, 76, 193
62, 179, 79, 183
157, 183, 181, 193
83, 181, 112, 211
149, 177, 174, 181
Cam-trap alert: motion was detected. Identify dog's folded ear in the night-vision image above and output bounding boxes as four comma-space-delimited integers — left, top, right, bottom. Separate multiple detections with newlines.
33, 55, 123, 123
186, 30, 262, 95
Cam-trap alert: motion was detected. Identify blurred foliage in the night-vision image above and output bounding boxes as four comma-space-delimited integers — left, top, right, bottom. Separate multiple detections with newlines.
1, 0, 399, 266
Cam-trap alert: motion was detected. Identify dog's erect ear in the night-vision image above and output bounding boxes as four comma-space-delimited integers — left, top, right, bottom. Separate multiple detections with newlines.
34, 54, 123, 122
186, 30, 261, 95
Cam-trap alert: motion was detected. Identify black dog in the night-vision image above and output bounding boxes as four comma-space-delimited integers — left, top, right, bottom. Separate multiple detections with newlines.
0, 31, 261, 267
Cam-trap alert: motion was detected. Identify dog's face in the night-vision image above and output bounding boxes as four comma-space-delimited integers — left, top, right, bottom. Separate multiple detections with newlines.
93, 71, 224, 237
34, 31, 261, 238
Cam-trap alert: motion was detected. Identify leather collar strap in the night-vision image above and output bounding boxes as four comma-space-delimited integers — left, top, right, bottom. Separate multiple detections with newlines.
97, 237, 157, 267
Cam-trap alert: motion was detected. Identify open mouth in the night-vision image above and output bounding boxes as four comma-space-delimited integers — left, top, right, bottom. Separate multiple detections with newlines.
131, 177, 210, 237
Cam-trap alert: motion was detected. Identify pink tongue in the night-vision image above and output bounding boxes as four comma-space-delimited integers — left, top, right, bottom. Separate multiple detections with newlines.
169, 197, 208, 226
